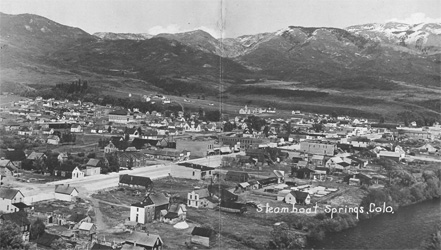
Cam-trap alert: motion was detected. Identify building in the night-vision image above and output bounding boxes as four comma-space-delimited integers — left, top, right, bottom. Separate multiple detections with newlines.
300, 141, 336, 156
0, 211, 30, 242
119, 174, 153, 189
78, 222, 97, 237
171, 163, 214, 180
225, 171, 250, 183
175, 139, 215, 158
85, 158, 103, 176
285, 191, 311, 205
0, 188, 25, 213
123, 231, 163, 250
219, 136, 263, 150
191, 227, 214, 247
54, 184, 79, 202
130, 193, 170, 224
108, 110, 133, 124
53, 165, 84, 179
187, 189, 214, 208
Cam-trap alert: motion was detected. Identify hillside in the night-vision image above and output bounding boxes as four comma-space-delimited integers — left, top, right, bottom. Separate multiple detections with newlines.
0, 12, 440, 121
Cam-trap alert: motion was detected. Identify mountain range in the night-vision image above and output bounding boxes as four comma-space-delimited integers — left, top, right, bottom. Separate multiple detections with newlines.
1, 12, 440, 120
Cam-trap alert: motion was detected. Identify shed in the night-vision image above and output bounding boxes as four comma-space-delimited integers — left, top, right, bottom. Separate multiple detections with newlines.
191, 227, 214, 247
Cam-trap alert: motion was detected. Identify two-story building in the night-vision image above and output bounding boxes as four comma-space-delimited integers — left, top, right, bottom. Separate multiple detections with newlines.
0, 188, 25, 213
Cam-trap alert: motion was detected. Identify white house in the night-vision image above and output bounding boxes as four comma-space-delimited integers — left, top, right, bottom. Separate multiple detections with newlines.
70, 124, 83, 133
47, 135, 60, 145
54, 184, 79, 202
187, 189, 210, 208
285, 190, 311, 205
0, 188, 25, 213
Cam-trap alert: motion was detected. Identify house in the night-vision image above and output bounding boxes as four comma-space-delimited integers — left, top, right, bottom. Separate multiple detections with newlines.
171, 163, 214, 180
47, 135, 60, 145
104, 141, 118, 153
91, 243, 114, 250
57, 152, 69, 163
85, 158, 103, 176
378, 151, 403, 162
292, 168, 315, 179
191, 227, 215, 247
66, 213, 92, 228
0, 188, 25, 213
310, 155, 325, 167
188, 189, 219, 209
42, 127, 54, 135
163, 204, 187, 224
0, 211, 30, 242
123, 231, 163, 250
53, 165, 84, 179
285, 191, 311, 205
119, 174, 153, 189
300, 141, 336, 156
218, 201, 247, 214
27, 151, 46, 162
78, 222, 97, 236
343, 173, 372, 186
225, 171, 250, 183
35, 232, 61, 249
18, 126, 33, 136
54, 184, 79, 201
0, 159, 19, 181
70, 124, 83, 133
130, 193, 170, 224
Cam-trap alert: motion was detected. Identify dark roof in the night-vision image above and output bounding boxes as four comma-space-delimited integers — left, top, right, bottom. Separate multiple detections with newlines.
1, 211, 30, 226
91, 243, 113, 250
12, 202, 31, 209
55, 185, 78, 195
34, 232, 60, 248
86, 158, 101, 167
164, 212, 178, 219
257, 177, 279, 185
290, 191, 309, 200
109, 110, 128, 115
226, 171, 249, 177
177, 163, 214, 171
119, 174, 152, 188
54, 164, 77, 172
219, 201, 245, 210
0, 188, 22, 200
191, 227, 213, 237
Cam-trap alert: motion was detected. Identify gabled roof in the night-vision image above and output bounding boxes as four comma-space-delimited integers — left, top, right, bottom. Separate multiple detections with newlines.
78, 222, 95, 231
119, 174, 152, 187
5, 150, 26, 161
12, 202, 31, 209
91, 243, 113, 250
54, 164, 78, 172
27, 151, 45, 160
191, 227, 213, 237
289, 190, 310, 200
146, 193, 169, 206
0, 188, 22, 200
55, 185, 78, 195
192, 189, 210, 198
125, 231, 163, 247
86, 158, 101, 167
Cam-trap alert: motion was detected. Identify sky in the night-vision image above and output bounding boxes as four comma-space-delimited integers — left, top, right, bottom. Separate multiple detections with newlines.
1, 0, 440, 38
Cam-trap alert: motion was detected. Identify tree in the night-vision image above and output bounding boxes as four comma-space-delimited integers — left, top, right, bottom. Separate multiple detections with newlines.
269, 222, 304, 249
205, 110, 221, 122
223, 122, 234, 132
128, 157, 134, 170
0, 220, 28, 249
30, 218, 46, 240
312, 123, 324, 132
33, 158, 47, 174
50, 238, 67, 249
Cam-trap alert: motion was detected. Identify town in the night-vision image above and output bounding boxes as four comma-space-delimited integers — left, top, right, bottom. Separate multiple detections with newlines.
0, 93, 440, 249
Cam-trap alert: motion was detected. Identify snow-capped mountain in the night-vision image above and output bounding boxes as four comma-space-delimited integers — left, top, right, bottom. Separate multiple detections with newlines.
93, 32, 153, 40
346, 22, 441, 54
